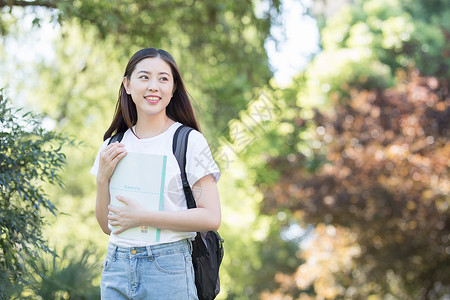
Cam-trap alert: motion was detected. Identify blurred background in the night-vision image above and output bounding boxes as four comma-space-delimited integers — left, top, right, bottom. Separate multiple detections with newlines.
0, 0, 449, 299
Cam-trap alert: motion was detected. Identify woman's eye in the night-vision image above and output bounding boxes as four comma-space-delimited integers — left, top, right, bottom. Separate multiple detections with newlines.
139, 75, 149, 79
160, 77, 169, 82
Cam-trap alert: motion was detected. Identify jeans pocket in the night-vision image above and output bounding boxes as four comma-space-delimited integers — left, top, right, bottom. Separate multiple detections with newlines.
154, 252, 186, 275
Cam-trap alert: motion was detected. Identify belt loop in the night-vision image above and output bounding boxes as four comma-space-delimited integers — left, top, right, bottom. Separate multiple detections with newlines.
112, 245, 118, 262
145, 245, 153, 261
188, 239, 193, 254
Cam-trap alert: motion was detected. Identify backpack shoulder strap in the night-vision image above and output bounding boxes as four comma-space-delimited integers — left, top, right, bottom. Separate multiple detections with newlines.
107, 131, 125, 145
172, 125, 196, 209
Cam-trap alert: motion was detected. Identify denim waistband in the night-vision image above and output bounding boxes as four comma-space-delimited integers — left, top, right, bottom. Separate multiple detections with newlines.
107, 239, 191, 260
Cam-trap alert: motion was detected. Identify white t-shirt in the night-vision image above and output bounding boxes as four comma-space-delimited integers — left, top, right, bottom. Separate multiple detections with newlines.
90, 122, 220, 247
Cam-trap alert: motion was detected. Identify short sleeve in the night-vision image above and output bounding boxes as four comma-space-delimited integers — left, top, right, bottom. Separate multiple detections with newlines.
185, 130, 220, 187
89, 139, 110, 177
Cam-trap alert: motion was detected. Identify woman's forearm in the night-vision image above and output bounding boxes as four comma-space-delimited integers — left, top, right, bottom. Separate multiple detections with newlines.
96, 178, 112, 235
142, 207, 220, 232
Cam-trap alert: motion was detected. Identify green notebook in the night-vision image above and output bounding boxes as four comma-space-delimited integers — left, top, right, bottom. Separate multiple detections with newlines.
109, 152, 167, 242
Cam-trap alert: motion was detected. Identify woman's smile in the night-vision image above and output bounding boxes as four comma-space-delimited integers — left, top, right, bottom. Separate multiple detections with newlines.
145, 95, 161, 104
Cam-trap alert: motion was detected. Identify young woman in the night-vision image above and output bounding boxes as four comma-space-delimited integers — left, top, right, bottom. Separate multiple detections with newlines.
90, 48, 221, 299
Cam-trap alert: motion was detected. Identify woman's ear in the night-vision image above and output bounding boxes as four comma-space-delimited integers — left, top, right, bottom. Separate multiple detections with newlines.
123, 77, 131, 95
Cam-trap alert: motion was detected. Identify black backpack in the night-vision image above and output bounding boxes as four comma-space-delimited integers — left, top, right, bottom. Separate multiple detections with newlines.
108, 125, 224, 300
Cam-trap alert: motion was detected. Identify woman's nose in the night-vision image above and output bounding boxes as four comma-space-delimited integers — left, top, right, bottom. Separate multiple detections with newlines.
147, 80, 158, 91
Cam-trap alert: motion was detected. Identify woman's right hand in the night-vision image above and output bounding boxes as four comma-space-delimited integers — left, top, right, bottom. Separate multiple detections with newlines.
97, 142, 127, 182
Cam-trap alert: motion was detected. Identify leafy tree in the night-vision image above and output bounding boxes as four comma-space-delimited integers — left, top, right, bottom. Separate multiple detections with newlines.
0, 0, 282, 139
238, 0, 450, 298
263, 70, 449, 298
211, 86, 309, 298
0, 89, 73, 298
305, 0, 449, 109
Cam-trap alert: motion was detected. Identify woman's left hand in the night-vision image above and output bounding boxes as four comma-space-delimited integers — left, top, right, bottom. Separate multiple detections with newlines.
108, 196, 147, 234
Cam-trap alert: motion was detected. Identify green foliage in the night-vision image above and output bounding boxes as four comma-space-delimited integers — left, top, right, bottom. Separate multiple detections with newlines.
211, 86, 313, 298
1, 0, 281, 140
264, 71, 450, 298
25, 244, 102, 300
223, 219, 302, 299
0, 89, 73, 298
252, 0, 450, 298
307, 0, 450, 109
213, 0, 450, 298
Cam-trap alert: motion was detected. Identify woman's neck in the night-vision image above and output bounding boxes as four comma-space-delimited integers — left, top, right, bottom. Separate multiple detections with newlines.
134, 113, 174, 139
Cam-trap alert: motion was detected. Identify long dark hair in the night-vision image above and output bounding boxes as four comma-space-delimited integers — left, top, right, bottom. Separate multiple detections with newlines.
103, 48, 200, 140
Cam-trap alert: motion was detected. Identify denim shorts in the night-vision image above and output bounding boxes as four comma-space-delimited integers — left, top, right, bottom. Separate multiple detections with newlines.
101, 239, 198, 299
